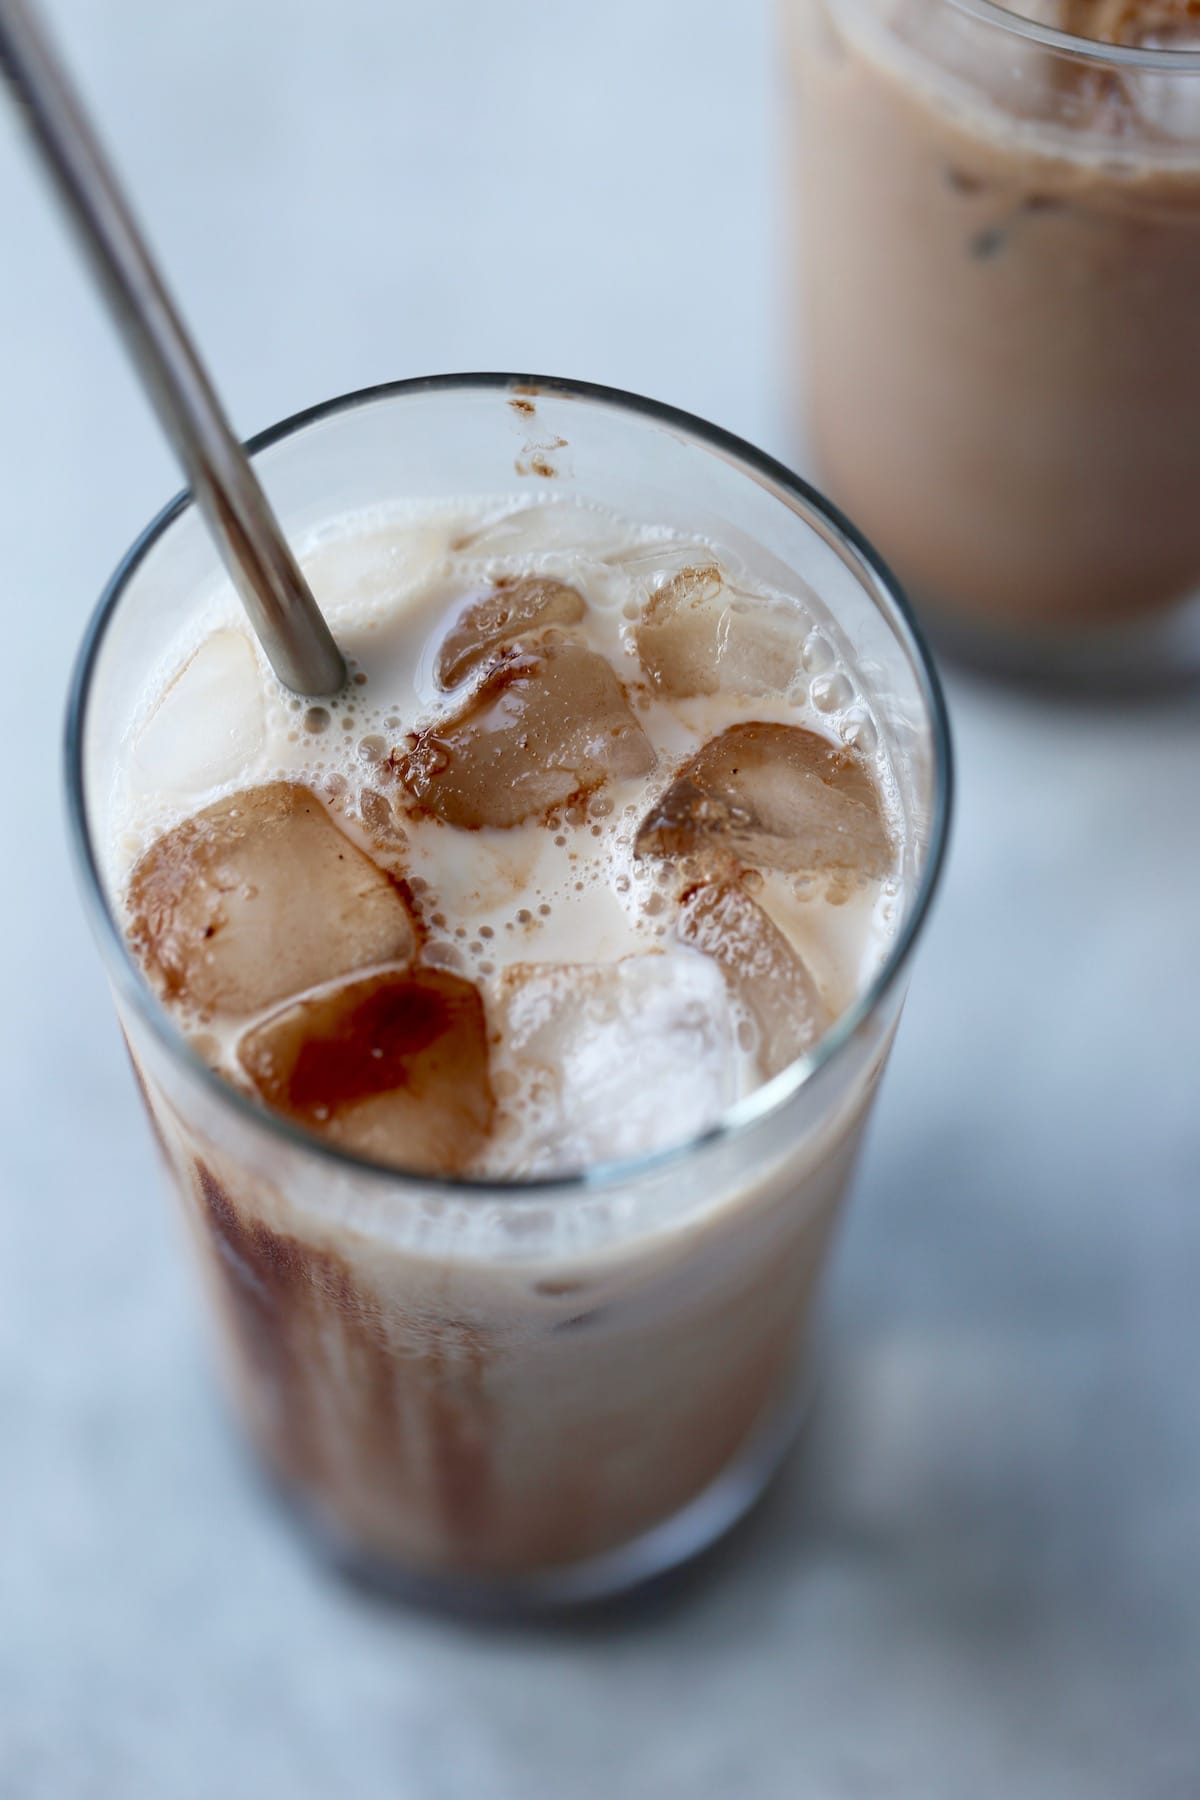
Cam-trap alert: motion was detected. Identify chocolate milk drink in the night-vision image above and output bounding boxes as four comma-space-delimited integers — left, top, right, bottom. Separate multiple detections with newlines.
70, 381, 948, 1606
789, 0, 1200, 662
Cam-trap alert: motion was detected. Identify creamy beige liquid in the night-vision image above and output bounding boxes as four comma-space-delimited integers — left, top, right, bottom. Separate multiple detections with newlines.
111, 493, 911, 1588
115, 497, 902, 1178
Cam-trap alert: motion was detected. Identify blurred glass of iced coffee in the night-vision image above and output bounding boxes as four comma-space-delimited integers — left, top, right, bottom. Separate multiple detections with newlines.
788, 1, 1200, 673
67, 378, 949, 1611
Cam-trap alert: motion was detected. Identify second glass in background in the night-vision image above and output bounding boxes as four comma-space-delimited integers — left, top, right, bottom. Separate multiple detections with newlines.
786, 0, 1200, 679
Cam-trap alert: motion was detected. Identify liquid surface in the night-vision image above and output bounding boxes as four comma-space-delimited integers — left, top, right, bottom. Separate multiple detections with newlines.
841, 0, 1200, 166
793, 0, 1200, 636
114, 499, 903, 1176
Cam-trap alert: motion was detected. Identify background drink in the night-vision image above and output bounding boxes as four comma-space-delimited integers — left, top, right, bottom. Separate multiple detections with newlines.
788, 0, 1200, 664
115, 501, 904, 1173
69, 377, 949, 1607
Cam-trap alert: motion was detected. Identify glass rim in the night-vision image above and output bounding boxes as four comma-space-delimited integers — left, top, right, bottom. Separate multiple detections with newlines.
64, 371, 953, 1200
946, 0, 1200, 69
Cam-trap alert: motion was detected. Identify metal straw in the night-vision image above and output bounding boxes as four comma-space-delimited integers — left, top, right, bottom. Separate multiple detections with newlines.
0, 0, 346, 696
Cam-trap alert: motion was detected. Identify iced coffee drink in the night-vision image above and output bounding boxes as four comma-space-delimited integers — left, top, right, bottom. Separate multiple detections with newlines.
789, 0, 1200, 661
69, 379, 948, 1606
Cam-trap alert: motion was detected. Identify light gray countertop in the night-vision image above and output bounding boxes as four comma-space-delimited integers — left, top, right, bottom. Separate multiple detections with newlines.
1, 3, 1197, 1795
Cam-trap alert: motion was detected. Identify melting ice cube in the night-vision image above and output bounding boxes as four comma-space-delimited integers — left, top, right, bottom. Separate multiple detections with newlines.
238, 965, 494, 1175
491, 952, 736, 1170
451, 500, 628, 560
435, 576, 586, 689
678, 882, 828, 1078
132, 630, 264, 798
636, 722, 891, 885
126, 781, 417, 1019
634, 565, 806, 699
396, 640, 655, 830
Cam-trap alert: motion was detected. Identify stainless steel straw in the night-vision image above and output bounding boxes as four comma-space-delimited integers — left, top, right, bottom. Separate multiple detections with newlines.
0, 0, 347, 695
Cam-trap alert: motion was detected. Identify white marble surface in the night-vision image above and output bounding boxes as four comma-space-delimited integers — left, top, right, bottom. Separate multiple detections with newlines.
2, 3, 1197, 1795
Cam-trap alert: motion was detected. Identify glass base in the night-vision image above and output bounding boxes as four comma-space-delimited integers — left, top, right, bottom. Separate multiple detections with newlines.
920, 585, 1200, 697
266, 1378, 811, 1620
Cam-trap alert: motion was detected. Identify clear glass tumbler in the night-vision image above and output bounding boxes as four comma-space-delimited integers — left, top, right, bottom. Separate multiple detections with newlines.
787, 0, 1200, 681
66, 376, 950, 1612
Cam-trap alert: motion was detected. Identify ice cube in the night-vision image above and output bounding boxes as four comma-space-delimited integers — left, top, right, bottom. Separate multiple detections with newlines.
678, 882, 828, 1078
892, 0, 1053, 108
451, 500, 627, 559
238, 966, 494, 1175
1056, 0, 1199, 46
1015, 4, 1199, 136
634, 565, 806, 699
635, 722, 891, 885
605, 536, 718, 582
132, 630, 264, 797
127, 781, 417, 1019
491, 952, 736, 1170
300, 519, 453, 625
435, 575, 586, 689
1123, 5, 1200, 136
395, 640, 655, 831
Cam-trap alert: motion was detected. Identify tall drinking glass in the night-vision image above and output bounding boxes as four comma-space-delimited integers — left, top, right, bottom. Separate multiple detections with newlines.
66, 376, 950, 1611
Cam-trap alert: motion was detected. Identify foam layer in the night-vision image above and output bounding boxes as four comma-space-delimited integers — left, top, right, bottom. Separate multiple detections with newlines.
113, 497, 904, 1174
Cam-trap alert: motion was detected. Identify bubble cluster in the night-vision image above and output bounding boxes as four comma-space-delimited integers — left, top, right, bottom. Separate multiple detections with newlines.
114, 496, 906, 1176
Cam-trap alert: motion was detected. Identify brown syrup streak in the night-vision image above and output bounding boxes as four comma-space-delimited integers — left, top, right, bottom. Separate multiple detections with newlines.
192, 1157, 496, 1539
